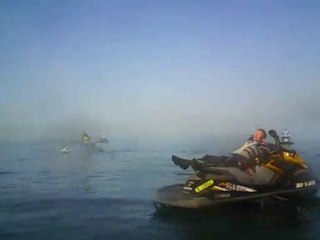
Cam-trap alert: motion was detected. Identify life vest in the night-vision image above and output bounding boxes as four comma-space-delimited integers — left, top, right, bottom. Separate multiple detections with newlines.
232, 140, 265, 160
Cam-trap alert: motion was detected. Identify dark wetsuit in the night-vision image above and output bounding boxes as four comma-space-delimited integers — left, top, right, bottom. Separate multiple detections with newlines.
197, 137, 273, 170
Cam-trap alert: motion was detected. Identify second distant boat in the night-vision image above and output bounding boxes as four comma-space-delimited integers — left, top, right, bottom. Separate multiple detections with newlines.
97, 135, 108, 143
280, 129, 294, 145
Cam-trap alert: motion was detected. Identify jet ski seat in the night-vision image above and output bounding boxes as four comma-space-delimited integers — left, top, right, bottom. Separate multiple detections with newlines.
194, 166, 280, 186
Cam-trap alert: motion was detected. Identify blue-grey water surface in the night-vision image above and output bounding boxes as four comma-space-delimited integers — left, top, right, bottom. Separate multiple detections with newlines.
1, 141, 320, 240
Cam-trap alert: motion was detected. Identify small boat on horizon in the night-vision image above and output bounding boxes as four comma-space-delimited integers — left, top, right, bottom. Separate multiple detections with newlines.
280, 129, 294, 145
97, 135, 108, 143
81, 131, 92, 144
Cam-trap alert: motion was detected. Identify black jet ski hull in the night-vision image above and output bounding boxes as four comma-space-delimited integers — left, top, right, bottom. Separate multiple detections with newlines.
154, 183, 319, 209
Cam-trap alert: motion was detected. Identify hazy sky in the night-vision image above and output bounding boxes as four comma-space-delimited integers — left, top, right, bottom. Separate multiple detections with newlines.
1, 0, 320, 142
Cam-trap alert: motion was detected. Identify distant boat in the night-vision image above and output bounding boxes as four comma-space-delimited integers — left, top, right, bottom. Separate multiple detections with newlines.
280, 129, 294, 145
81, 131, 92, 144
61, 146, 70, 153
97, 135, 108, 143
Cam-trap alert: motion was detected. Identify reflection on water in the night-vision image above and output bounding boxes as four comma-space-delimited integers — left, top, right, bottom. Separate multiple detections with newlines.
153, 198, 320, 240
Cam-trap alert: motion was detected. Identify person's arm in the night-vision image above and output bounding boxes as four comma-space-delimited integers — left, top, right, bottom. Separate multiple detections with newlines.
257, 143, 276, 163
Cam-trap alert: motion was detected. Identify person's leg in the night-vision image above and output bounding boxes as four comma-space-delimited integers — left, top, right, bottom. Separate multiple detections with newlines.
227, 154, 255, 171
172, 154, 230, 171
191, 155, 230, 171
172, 155, 192, 169
172, 154, 223, 170
197, 155, 229, 166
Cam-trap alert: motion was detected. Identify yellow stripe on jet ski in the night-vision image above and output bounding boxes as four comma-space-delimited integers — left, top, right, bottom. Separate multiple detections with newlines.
195, 180, 214, 193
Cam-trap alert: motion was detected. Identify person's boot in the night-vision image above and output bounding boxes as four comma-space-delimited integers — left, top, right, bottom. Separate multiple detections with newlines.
172, 155, 192, 170
191, 159, 205, 172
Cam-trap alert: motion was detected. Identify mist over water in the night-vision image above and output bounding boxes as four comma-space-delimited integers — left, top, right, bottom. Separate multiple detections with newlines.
1, 1, 320, 143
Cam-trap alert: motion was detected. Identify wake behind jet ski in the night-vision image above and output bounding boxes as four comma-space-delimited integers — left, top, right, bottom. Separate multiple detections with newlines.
154, 130, 318, 209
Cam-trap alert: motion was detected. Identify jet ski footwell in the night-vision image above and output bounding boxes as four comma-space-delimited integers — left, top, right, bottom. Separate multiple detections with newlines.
154, 184, 318, 209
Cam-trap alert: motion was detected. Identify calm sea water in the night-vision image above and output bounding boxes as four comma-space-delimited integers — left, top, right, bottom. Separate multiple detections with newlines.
0, 141, 320, 240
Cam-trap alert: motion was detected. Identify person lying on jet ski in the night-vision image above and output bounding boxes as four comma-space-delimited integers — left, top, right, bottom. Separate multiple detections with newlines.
172, 128, 273, 174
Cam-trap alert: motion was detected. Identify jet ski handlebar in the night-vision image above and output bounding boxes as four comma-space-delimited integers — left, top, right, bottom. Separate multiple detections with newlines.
268, 129, 281, 154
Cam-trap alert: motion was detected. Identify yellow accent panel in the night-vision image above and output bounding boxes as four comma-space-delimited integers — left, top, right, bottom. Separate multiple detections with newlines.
264, 161, 283, 174
282, 152, 304, 164
195, 180, 214, 193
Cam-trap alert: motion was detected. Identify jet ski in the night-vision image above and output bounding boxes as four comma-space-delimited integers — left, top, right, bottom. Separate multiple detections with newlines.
61, 146, 70, 153
154, 130, 318, 209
